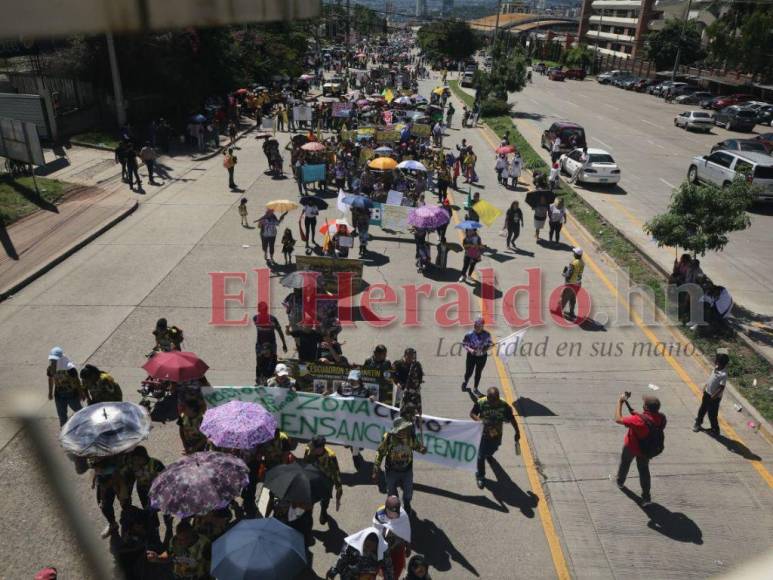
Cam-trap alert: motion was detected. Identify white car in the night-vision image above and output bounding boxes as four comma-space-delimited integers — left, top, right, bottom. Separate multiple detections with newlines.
560, 147, 621, 185
674, 110, 714, 132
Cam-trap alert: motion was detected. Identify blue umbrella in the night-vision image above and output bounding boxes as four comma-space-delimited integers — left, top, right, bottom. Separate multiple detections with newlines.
455, 220, 483, 230
211, 519, 307, 580
191, 113, 207, 123
342, 195, 374, 209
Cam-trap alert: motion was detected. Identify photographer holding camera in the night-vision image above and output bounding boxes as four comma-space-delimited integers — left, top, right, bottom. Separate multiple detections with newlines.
614, 392, 667, 507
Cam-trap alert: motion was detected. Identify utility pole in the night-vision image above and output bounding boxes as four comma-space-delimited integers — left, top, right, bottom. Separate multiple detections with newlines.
105, 32, 126, 127
671, 0, 693, 81
493, 0, 502, 48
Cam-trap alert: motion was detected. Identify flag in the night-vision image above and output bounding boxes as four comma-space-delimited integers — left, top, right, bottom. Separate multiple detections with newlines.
383, 88, 394, 104
472, 200, 503, 227
497, 329, 527, 362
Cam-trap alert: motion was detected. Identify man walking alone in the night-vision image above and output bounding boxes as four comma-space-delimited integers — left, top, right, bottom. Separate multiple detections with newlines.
693, 350, 729, 437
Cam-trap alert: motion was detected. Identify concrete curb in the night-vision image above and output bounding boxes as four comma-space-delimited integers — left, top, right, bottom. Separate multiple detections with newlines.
68, 140, 114, 152
0, 199, 139, 302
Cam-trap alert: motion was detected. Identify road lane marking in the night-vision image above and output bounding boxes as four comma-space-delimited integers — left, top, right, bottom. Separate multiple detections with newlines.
444, 118, 572, 580
660, 178, 676, 189
641, 119, 664, 130
474, 113, 773, 489
591, 136, 612, 149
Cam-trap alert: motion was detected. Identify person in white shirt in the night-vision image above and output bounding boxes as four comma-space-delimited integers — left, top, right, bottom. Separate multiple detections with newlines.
693, 351, 729, 436
548, 161, 560, 191
509, 153, 522, 189
550, 136, 562, 163
548, 198, 567, 244
569, 148, 589, 184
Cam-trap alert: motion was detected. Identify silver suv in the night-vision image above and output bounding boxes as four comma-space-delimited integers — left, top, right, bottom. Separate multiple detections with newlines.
688, 150, 773, 202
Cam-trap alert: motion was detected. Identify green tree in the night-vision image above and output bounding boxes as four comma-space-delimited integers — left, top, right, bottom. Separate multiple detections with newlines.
561, 44, 594, 69
706, 5, 773, 79
417, 20, 481, 63
644, 177, 754, 257
645, 18, 705, 71
475, 44, 527, 102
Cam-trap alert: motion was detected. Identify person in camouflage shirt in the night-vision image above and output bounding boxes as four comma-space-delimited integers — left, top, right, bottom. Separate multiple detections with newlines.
372, 418, 426, 515
304, 435, 343, 525
46, 347, 84, 426
391, 348, 423, 410
80, 364, 123, 404
470, 387, 520, 489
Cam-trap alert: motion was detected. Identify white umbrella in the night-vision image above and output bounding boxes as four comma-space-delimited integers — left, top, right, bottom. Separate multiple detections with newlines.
394, 96, 412, 105
60, 402, 151, 457
397, 160, 427, 172
374, 146, 393, 156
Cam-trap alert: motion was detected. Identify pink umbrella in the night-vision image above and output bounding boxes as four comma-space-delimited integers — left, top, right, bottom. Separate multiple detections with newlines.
301, 141, 326, 152
408, 205, 451, 230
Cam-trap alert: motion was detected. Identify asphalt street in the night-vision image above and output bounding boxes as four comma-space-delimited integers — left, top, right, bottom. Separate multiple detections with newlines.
508, 74, 773, 319
0, 73, 771, 579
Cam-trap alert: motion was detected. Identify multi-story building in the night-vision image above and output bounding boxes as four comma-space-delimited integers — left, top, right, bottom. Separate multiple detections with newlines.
416, 0, 427, 18
577, 0, 658, 60
441, 0, 455, 17
500, 1, 531, 14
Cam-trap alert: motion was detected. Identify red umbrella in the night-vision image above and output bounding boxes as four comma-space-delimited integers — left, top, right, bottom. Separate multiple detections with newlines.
142, 351, 209, 383
496, 145, 515, 154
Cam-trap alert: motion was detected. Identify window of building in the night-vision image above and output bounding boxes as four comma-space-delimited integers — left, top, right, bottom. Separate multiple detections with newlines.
624, 45, 632, 54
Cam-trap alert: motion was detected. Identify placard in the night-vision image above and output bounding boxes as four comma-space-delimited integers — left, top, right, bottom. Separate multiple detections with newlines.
302, 163, 326, 183
380, 203, 410, 232
332, 102, 352, 118
385, 190, 404, 206
293, 105, 312, 123
411, 124, 431, 138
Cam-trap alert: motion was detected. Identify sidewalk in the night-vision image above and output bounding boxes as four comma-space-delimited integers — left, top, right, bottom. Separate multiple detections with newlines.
0, 183, 136, 300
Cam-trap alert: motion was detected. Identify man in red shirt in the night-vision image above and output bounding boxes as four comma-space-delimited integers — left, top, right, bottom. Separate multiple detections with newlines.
615, 393, 666, 507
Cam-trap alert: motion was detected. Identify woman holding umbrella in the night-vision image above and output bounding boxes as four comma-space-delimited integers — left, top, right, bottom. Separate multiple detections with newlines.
458, 225, 485, 283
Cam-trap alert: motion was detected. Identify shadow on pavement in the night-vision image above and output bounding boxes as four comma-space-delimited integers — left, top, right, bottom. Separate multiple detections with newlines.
581, 183, 628, 196
411, 515, 480, 577
487, 457, 538, 518
510, 111, 545, 122
412, 482, 504, 513
34, 156, 70, 176
622, 488, 703, 544
713, 433, 762, 461
536, 239, 573, 252
7, 178, 59, 213
0, 223, 19, 260
515, 397, 557, 417
311, 513, 348, 557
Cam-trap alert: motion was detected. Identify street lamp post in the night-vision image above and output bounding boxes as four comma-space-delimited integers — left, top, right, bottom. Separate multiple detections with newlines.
105, 32, 126, 127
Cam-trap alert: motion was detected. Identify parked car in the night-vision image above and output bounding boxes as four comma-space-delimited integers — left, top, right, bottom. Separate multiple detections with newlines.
709, 93, 754, 110
560, 147, 621, 185
688, 150, 773, 202
564, 68, 586, 80
753, 133, 773, 153
652, 81, 677, 97
633, 79, 659, 92
752, 105, 773, 126
597, 70, 626, 84
713, 106, 758, 132
541, 121, 587, 153
461, 71, 475, 87
670, 84, 700, 98
674, 110, 714, 132
675, 91, 713, 105
621, 77, 641, 90
611, 75, 636, 87
548, 68, 565, 81
648, 82, 667, 95
534, 62, 547, 74
710, 139, 769, 154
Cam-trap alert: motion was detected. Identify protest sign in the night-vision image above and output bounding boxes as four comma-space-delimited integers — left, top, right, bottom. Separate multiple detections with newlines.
380, 203, 410, 231
332, 102, 352, 118
385, 190, 404, 206
202, 386, 482, 471
261, 116, 274, 131
410, 124, 431, 138
369, 202, 383, 226
302, 164, 326, 184
295, 255, 363, 293
286, 360, 393, 403
375, 129, 400, 144
293, 106, 312, 123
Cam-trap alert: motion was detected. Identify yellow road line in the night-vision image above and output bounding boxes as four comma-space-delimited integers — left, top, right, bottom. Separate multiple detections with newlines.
476, 116, 772, 488
446, 188, 572, 580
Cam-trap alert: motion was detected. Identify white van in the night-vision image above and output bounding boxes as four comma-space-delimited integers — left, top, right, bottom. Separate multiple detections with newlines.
688, 151, 773, 203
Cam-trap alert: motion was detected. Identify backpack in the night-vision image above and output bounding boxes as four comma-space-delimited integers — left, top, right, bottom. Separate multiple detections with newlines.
637, 413, 665, 459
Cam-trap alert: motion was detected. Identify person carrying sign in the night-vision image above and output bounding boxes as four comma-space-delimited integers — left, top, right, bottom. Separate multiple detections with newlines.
304, 436, 343, 526
391, 348, 423, 410
372, 418, 427, 516
470, 387, 520, 490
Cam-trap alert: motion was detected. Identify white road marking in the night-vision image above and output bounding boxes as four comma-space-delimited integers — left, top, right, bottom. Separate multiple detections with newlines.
564, 100, 579, 108
591, 136, 612, 149
641, 119, 663, 130
660, 178, 677, 189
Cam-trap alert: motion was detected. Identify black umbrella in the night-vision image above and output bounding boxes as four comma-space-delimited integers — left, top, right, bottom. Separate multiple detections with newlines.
525, 189, 556, 209
264, 462, 332, 504
299, 196, 329, 210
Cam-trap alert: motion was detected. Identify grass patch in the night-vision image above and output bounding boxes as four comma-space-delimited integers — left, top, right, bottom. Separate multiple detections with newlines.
449, 80, 773, 423
71, 130, 120, 150
0, 176, 71, 225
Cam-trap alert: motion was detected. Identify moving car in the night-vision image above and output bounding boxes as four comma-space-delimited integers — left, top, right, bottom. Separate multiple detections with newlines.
709, 93, 754, 110
674, 110, 714, 132
710, 139, 769, 154
548, 68, 565, 81
675, 91, 713, 105
713, 106, 757, 132
564, 68, 586, 80
688, 151, 773, 202
560, 147, 621, 185
461, 71, 475, 88
541, 121, 587, 153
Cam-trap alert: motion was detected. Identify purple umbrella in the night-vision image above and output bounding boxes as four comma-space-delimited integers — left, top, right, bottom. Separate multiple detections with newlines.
201, 400, 278, 449
408, 205, 451, 230
149, 452, 249, 518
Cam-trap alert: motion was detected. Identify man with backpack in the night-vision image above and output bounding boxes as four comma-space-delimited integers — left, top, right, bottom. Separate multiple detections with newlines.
614, 393, 666, 507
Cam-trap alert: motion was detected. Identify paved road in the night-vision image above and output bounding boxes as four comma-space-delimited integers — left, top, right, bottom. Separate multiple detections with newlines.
0, 73, 771, 579
509, 74, 773, 320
